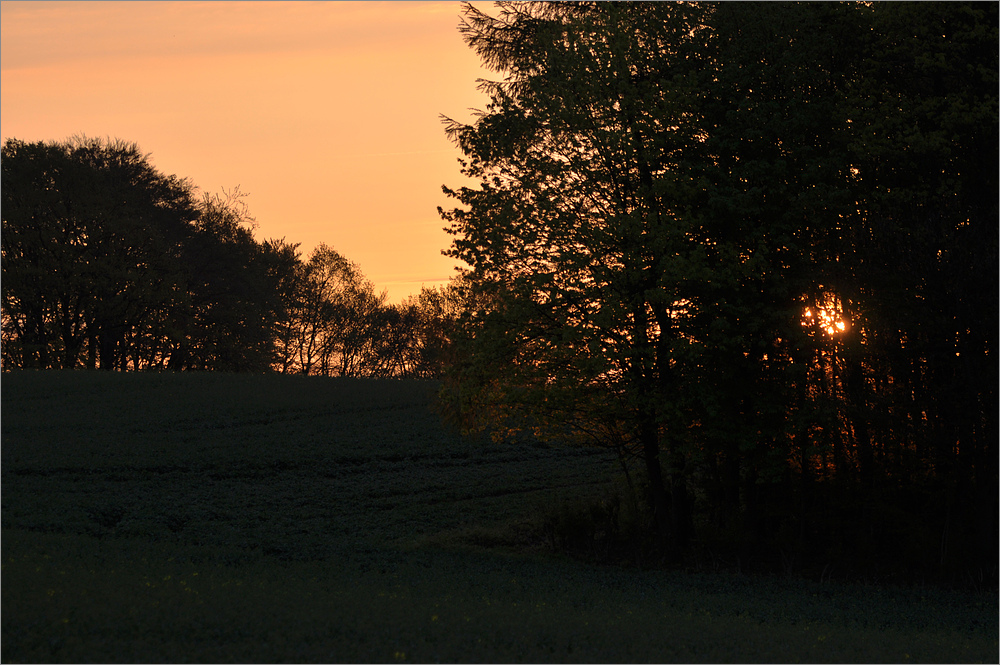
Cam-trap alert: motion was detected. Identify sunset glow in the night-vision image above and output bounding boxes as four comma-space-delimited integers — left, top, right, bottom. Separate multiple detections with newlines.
802, 292, 849, 336
0, 1, 490, 302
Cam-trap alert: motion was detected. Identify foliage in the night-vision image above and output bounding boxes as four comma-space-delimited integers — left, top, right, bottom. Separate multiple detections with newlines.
438, 1, 998, 577
2, 371, 996, 663
273, 244, 462, 378
1, 137, 294, 372
1, 136, 456, 378
2, 136, 198, 370
276, 243, 380, 375
174, 187, 300, 372
440, 1, 718, 556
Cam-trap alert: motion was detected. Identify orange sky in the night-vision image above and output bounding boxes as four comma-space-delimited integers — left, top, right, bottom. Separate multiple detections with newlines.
1, 1, 491, 302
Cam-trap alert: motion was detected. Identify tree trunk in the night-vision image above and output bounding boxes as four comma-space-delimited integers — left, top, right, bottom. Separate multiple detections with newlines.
639, 417, 672, 557
667, 447, 693, 557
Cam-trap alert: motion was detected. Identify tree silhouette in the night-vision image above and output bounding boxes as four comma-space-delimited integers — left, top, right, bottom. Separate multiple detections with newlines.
440, 1, 713, 554
2, 137, 296, 372
3, 136, 197, 369
170, 188, 297, 372
275, 243, 385, 376
440, 1, 997, 577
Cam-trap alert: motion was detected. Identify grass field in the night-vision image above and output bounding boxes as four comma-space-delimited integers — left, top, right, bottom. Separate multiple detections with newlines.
2, 370, 997, 663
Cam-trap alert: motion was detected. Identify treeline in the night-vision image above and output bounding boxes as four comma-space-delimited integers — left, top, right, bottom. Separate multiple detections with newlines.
436, 1, 997, 584
3, 1, 997, 586
1, 136, 458, 376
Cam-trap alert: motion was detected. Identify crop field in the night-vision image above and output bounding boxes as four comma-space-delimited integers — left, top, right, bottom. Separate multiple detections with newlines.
2, 371, 997, 663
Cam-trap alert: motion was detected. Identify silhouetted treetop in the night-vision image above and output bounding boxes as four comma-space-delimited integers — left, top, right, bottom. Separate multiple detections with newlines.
2, 135, 460, 379
2, 136, 291, 371
439, 1, 997, 581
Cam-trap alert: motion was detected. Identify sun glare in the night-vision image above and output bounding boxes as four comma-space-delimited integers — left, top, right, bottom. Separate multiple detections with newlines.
802, 292, 848, 336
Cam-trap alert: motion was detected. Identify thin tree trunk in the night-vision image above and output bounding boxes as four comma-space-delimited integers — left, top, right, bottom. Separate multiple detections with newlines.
639, 417, 672, 555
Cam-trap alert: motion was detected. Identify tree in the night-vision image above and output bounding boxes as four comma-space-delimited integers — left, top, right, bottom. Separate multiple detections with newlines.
171, 187, 297, 372
2, 136, 298, 373
1, 139, 72, 368
693, 0, 872, 554
440, 1, 714, 554
366, 282, 467, 379
440, 1, 997, 576
837, 1, 999, 571
402, 281, 470, 379
2, 136, 198, 370
275, 243, 387, 376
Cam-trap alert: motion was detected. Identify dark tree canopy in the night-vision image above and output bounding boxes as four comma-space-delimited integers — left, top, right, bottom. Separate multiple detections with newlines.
3, 136, 198, 370
2, 137, 295, 372
173, 187, 300, 372
439, 1, 997, 580
2, 135, 460, 379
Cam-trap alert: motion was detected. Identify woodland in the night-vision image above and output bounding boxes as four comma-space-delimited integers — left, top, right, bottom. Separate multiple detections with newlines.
1, 135, 457, 376
2, 1, 997, 585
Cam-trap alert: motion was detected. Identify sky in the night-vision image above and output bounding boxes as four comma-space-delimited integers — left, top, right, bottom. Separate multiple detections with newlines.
1, 0, 493, 303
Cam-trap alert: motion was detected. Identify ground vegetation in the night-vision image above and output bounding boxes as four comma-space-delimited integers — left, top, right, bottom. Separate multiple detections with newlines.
2, 371, 995, 663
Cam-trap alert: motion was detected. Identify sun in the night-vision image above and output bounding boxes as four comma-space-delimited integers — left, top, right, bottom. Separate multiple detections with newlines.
802, 291, 848, 336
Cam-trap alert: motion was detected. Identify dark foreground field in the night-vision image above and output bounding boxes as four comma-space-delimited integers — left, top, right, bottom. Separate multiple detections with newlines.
2, 371, 996, 663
